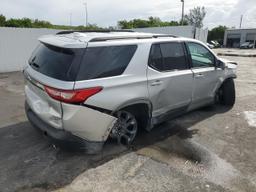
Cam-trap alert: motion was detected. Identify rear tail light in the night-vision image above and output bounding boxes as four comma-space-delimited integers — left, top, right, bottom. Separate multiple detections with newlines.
44, 86, 102, 104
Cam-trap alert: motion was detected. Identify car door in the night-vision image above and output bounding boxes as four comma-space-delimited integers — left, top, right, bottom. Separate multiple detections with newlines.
185, 42, 221, 109
147, 42, 194, 123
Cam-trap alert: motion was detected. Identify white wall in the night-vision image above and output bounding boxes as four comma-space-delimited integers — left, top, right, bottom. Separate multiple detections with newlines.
133, 26, 208, 43
133, 26, 194, 38
0, 27, 60, 73
195, 28, 208, 43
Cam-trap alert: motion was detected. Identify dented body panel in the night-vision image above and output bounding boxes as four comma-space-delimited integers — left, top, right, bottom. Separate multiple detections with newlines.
62, 103, 117, 142
25, 74, 63, 129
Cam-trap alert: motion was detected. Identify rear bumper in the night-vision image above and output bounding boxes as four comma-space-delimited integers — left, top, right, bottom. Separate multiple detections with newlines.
25, 102, 104, 154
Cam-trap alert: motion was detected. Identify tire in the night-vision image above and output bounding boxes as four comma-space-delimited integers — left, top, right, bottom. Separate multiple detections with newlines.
110, 109, 138, 145
219, 78, 236, 106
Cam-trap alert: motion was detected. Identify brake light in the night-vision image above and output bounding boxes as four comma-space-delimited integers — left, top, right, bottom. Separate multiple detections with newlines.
44, 86, 102, 104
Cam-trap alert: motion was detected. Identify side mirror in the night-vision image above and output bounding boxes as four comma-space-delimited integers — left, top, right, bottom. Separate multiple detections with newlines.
216, 60, 226, 70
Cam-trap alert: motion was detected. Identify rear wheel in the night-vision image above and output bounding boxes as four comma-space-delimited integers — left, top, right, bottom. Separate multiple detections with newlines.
110, 110, 138, 145
218, 78, 236, 106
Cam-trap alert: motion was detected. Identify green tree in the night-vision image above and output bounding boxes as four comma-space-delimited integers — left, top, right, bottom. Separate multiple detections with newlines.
132, 19, 150, 28
20, 18, 32, 28
118, 20, 133, 29
5, 19, 21, 27
148, 17, 162, 27
179, 20, 188, 26
208, 25, 227, 44
118, 17, 187, 29
33, 19, 52, 28
184, 7, 206, 28
0, 14, 6, 26
5, 18, 32, 28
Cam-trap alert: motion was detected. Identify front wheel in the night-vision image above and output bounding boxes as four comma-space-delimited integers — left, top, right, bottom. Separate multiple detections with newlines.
110, 110, 138, 145
218, 78, 236, 106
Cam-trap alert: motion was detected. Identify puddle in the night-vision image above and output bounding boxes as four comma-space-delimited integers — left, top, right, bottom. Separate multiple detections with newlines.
137, 136, 242, 190
244, 111, 256, 127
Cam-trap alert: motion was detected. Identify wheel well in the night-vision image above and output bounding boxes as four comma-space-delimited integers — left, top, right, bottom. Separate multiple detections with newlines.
220, 77, 234, 88
117, 103, 151, 130
216, 77, 234, 100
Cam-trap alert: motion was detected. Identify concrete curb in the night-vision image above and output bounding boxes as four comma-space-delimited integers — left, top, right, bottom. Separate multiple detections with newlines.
217, 53, 256, 57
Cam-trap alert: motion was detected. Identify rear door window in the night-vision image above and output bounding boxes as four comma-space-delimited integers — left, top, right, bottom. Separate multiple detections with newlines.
29, 43, 82, 81
149, 42, 188, 71
148, 44, 164, 71
160, 43, 188, 71
76, 45, 137, 80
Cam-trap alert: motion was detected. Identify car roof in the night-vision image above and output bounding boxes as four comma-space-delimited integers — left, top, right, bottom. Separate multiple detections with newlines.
38, 31, 200, 48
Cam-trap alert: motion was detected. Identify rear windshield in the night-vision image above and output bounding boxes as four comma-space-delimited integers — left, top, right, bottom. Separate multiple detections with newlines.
76, 45, 137, 81
29, 43, 82, 81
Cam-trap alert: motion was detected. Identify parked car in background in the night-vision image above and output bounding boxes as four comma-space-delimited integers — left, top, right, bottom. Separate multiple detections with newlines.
211, 40, 221, 48
206, 41, 221, 49
207, 43, 215, 49
240, 42, 254, 49
24, 31, 237, 154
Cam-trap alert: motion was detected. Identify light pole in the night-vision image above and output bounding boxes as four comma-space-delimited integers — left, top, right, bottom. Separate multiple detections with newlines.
181, 0, 184, 25
254, 34, 256, 49
83, 2, 88, 27
239, 15, 243, 29
69, 13, 72, 26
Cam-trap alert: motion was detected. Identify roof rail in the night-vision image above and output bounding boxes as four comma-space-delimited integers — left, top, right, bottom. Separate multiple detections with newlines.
152, 34, 178, 38
56, 29, 135, 35
89, 34, 178, 42
89, 35, 152, 42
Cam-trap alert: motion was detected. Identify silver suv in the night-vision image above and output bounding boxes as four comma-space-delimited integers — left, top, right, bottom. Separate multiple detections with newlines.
24, 31, 237, 154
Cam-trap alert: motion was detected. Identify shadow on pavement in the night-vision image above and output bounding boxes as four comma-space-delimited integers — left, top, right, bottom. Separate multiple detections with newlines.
132, 104, 231, 149
0, 105, 231, 192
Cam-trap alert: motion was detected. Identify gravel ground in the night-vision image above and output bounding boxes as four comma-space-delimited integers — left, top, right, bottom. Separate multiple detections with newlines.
0, 55, 256, 192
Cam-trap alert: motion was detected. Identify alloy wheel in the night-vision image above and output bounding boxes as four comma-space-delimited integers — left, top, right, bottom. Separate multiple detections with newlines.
111, 110, 138, 145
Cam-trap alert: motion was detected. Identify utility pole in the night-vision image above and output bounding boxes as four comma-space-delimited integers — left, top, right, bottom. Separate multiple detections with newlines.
254, 34, 256, 49
83, 2, 88, 27
239, 15, 243, 29
69, 13, 72, 26
181, 0, 185, 25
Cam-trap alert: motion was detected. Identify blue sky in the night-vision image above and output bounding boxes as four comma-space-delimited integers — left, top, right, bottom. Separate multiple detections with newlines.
0, 0, 255, 29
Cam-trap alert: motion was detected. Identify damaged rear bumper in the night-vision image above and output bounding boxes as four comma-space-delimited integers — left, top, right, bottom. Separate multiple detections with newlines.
25, 102, 116, 154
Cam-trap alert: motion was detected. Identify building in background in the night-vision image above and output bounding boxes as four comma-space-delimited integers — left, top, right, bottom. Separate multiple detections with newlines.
224, 28, 256, 48
132, 26, 208, 43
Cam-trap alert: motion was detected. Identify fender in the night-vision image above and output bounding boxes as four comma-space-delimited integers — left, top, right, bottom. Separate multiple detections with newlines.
219, 74, 237, 88
112, 98, 153, 131
214, 74, 237, 96
113, 98, 151, 112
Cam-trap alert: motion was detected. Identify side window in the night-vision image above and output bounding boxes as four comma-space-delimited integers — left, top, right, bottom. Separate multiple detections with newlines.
187, 42, 215, 68
149, 42, 188, 72
149, 44, 164, 71
160, 43, 188, 71
76, 45, 137, 80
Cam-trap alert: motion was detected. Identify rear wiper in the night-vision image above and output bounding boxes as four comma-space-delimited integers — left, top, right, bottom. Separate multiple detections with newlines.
30, 62, 40, 69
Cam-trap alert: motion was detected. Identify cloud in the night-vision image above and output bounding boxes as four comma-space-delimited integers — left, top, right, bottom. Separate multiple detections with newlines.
0, 0, 255, 29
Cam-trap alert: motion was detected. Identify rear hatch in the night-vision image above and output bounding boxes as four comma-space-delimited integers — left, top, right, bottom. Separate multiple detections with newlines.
24, 42, 84, 129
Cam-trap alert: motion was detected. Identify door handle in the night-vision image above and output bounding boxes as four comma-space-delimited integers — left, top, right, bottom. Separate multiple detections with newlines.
195, 73, 204, 78
151, 80, 162, 86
